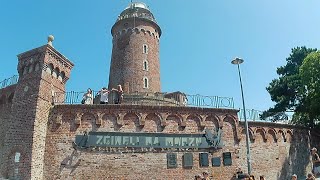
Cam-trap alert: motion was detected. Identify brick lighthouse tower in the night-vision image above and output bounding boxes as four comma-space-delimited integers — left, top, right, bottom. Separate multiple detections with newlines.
108, 2, 162, 94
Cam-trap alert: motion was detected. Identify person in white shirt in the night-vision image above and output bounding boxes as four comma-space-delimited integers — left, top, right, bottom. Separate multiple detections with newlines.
99, 87, 109, 104
82, 88, 93, 104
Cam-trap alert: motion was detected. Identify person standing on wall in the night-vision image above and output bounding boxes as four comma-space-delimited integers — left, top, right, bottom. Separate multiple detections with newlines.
98, 87, 109, 104
112, 84, 123, 104
82, 88, 93, 104
311, 147, 320, 177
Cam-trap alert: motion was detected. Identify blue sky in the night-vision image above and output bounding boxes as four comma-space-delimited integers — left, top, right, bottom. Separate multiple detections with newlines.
0, 0, 319, 111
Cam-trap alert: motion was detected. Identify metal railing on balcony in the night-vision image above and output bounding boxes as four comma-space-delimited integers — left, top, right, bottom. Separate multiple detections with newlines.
53, 91, 294, 122
238, 109, 293, 122
53, 90, 235, 109
185, 94, 234, 109
0, 75, 19, 89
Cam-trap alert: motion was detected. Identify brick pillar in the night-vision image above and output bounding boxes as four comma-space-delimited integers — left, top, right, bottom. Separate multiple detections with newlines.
1, 41, 73, 179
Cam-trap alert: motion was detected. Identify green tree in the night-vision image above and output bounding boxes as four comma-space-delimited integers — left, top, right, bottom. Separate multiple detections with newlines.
261, 47, 319, 127
297, 51, 320, 127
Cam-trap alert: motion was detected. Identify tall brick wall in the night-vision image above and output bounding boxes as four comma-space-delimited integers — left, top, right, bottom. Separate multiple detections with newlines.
0, 85, 16, 178
43, 105, 312, 179
0, 44, 73, 179
2, 72, 42, 179
0, 4, 317, 180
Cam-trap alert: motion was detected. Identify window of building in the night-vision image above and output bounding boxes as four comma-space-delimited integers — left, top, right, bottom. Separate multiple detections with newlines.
34, 63, 40, 71
8, 93, 14, 103
58, 71, 65, 82
143, 60, 148, 71
143, 77, 149, 88
28, 65, 33, 73
52, 67, 60, 78
14, 152, 21, 163
46, 64, 54, 74
143, 44, 148, 54
23, 66, 28, 75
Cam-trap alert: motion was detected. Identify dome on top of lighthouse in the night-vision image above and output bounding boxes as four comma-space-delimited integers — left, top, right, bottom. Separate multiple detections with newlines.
116, 2, 157, 23
124, 2, 149, 10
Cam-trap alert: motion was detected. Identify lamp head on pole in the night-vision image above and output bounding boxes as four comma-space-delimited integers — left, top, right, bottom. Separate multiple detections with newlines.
231, 57, 244, 65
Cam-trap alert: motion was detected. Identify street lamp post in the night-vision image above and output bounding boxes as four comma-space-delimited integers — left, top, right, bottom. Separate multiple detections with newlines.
231, 57, 251, 175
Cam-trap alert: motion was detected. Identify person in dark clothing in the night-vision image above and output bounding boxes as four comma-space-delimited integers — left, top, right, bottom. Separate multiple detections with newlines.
311, 147, 320, 176
112, 84, 123, 104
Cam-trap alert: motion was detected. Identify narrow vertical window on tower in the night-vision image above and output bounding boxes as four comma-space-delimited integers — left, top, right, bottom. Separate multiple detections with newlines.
143, 44, 148, 54
143, 77, 149, 88
143, 60, 149, 71
14, 152, 21, 163
14, 152, 20, 178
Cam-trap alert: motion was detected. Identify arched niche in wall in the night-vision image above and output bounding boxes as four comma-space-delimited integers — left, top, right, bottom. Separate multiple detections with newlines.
278, 130, 287, 143
163, 114, 183, 132
46, 63, 54, 74
145, 113, 162, 132
102, 113, 119, 131
222, 115, 238, 146
255, 128, 267, 143
28, 64, 34, 73
122, 112, 141, 132
80, 112, 96, 132
240, 128, 255, 144
23, 66, 28, 75
185, 114, 202, 133
59, 112, 76, 132
58, 71, 65, 82
267, 129, 278, 143
134, 28, 139, 34
34, 62, 40, 72
286, 130, 294, 143
204, 115, 220, 130
52, 67, 60, 78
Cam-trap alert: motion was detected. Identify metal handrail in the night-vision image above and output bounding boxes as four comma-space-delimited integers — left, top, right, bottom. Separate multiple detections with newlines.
53, 91, 235, 109
53, 91, 293, 122
238, 109, 293, 122
0, 75, 19, 89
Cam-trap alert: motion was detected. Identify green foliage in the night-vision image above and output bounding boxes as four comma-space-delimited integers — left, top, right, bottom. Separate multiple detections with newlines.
262, 47, 320, 127
298, 51, 320, 126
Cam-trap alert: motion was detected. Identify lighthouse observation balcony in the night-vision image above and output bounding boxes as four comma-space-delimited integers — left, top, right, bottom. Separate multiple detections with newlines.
52, 91, 290, 122
53, 90, 234, 109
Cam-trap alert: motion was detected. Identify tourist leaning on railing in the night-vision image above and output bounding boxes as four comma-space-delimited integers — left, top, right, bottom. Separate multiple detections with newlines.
97, 87, 109, 104
111, 84, 123, 104
82, 88, 93, 104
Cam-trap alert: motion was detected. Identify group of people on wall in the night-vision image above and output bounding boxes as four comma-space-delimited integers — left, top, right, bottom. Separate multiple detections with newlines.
81, 84, 123, 105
